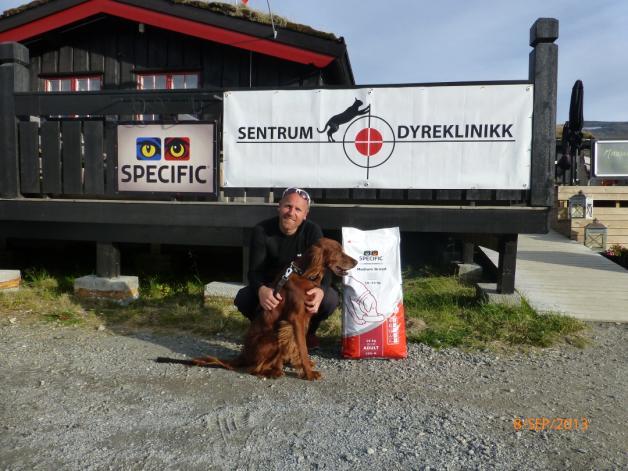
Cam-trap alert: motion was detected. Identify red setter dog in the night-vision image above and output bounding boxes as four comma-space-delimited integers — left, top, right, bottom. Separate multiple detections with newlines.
157, 238, 357, 380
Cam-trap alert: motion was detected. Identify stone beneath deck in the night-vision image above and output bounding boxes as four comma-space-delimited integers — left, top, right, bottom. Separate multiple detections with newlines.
476, 282, 522, 307
204, 281, 244, 301
74, 275, 139, 305
0, 270, 21, 291
455, 263, 483, 284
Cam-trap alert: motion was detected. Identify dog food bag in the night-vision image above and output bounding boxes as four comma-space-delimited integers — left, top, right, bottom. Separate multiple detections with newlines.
341, 227, 407, 359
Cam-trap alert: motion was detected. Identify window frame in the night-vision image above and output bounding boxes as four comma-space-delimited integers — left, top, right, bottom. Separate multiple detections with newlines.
136, 72, 200, 121
43, 75, 103, 92
136, 72, 200, 91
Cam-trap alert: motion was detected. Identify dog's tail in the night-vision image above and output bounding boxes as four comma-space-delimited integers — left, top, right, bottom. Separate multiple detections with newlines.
156, 356, 236, 370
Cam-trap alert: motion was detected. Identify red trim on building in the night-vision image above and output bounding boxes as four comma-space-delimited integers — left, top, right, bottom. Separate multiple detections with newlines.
0, 0, 335, 67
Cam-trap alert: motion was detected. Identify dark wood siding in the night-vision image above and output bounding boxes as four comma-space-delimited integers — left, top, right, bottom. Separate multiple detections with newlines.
41, 121, 62, 194
26, 17, 337, 91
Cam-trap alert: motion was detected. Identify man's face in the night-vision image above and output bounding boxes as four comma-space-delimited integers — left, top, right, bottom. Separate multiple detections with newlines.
278, 192, 309, 236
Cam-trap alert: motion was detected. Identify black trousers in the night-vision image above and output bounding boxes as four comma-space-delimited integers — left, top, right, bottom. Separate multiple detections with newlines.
234, 284, 339, 335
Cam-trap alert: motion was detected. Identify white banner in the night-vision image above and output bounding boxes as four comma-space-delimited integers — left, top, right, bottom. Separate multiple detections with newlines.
223, 85, 533, 189
117, 123, 215, 193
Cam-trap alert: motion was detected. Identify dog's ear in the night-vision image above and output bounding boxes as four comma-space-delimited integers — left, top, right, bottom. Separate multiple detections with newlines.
303, 242, 324, 280
320, 238, 340, 259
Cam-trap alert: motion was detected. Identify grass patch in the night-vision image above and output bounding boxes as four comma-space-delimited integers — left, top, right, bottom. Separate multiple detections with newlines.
0, 269, 587, 350
403, 270, 587, 349
89, 276, 249, 337
0, 268, 95, 327
0, 271, 248, 336
43, 308, 84, 326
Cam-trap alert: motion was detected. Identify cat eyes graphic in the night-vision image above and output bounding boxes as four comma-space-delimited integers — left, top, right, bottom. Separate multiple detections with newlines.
165, 137, 190, 160
136, 137, 190, 161
136, 137, 161, 160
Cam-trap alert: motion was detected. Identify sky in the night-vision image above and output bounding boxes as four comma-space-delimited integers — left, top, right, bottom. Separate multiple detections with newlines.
0, 0, 626, 122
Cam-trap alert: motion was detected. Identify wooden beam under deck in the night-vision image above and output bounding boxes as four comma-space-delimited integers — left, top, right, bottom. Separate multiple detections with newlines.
0, 199, 549, 240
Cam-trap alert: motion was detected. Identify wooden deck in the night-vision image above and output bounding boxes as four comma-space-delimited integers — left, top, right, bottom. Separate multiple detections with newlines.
481, 230, 628, 322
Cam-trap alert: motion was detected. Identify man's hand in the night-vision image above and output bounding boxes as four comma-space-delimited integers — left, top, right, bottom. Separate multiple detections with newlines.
258, 285, 282, 311
305, 287, 324, 314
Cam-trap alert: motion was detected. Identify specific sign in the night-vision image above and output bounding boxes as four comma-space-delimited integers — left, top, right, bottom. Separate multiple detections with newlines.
117, 123, 215, 193
593, 140, 628, 177
223, 85, 533, 189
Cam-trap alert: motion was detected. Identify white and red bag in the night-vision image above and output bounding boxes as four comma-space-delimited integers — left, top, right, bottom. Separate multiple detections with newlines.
341, 227, 407, 359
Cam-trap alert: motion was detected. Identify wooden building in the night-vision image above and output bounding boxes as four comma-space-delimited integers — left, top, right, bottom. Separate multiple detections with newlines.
0, 1, 560, 294
0, 0, 354, 91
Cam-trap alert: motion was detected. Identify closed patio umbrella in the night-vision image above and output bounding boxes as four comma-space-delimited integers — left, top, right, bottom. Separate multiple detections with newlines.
568, 80, 584, 184
569, 80, 584, 133
557, 122, 571, 180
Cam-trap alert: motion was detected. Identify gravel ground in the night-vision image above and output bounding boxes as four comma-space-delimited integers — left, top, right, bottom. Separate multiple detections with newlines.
0, 321, 626, 470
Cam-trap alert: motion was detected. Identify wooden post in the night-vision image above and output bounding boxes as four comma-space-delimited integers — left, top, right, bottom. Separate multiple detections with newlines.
0, 237, 9, 266
529, 18, 559, 207
97, 242, 121, 278
242, 229, 251, 284
0, 42, 30, 198
462, 241, 475, 264
497, 234, 518, 294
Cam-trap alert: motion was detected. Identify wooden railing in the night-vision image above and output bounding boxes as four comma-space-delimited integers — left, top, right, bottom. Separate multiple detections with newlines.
11, 91, 531, 205
1, 16, 559, 207
553, 186, 628, 247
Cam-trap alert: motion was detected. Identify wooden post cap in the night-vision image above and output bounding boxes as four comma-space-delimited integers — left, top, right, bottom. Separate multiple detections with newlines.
529, 18, 559, 46
0, 42, 29, 65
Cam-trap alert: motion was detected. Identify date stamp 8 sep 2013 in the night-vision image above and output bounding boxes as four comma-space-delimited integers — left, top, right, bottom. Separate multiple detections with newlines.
513, 417, 590, 432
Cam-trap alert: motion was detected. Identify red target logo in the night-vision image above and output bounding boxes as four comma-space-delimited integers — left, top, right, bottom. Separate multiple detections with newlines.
343, 116, 395, 170
355, 128, 383, 156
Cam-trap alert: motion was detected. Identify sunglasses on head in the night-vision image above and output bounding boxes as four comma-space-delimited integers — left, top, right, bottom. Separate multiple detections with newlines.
282, 187, 311, 206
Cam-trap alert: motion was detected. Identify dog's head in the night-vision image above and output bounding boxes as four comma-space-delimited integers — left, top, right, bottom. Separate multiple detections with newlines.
304, 237, 357, 279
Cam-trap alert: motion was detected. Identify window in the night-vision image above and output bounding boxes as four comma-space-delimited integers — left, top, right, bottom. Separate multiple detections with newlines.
42, 76, 102, 118
137, 72, 199, 121
44, 76, 102, 92
137, 73, 199, 90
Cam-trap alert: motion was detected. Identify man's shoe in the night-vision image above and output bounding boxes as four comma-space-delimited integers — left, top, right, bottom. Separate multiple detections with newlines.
306, 333, 320, 350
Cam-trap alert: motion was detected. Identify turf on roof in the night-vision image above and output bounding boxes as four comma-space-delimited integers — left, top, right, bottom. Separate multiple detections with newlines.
1, 0, 340, 42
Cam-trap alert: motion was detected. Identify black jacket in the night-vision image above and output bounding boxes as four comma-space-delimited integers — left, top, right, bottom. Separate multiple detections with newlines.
247, 217, 331, 292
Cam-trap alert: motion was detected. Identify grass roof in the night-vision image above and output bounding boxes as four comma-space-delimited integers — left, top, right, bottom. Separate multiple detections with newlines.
1, 0, 340, 42
1, 0, 49, 18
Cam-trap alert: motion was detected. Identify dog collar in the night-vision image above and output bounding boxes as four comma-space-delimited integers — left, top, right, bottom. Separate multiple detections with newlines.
290, 261, 320, 281
273, 261, 319, 296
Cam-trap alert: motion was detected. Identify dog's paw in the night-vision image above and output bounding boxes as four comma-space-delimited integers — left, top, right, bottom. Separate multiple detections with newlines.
268, 369, 284, 379
304, 370, 321, 381
257, 368, 284, 379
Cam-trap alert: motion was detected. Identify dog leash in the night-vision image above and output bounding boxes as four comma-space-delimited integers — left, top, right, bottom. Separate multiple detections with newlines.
273, 261, 303, 296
